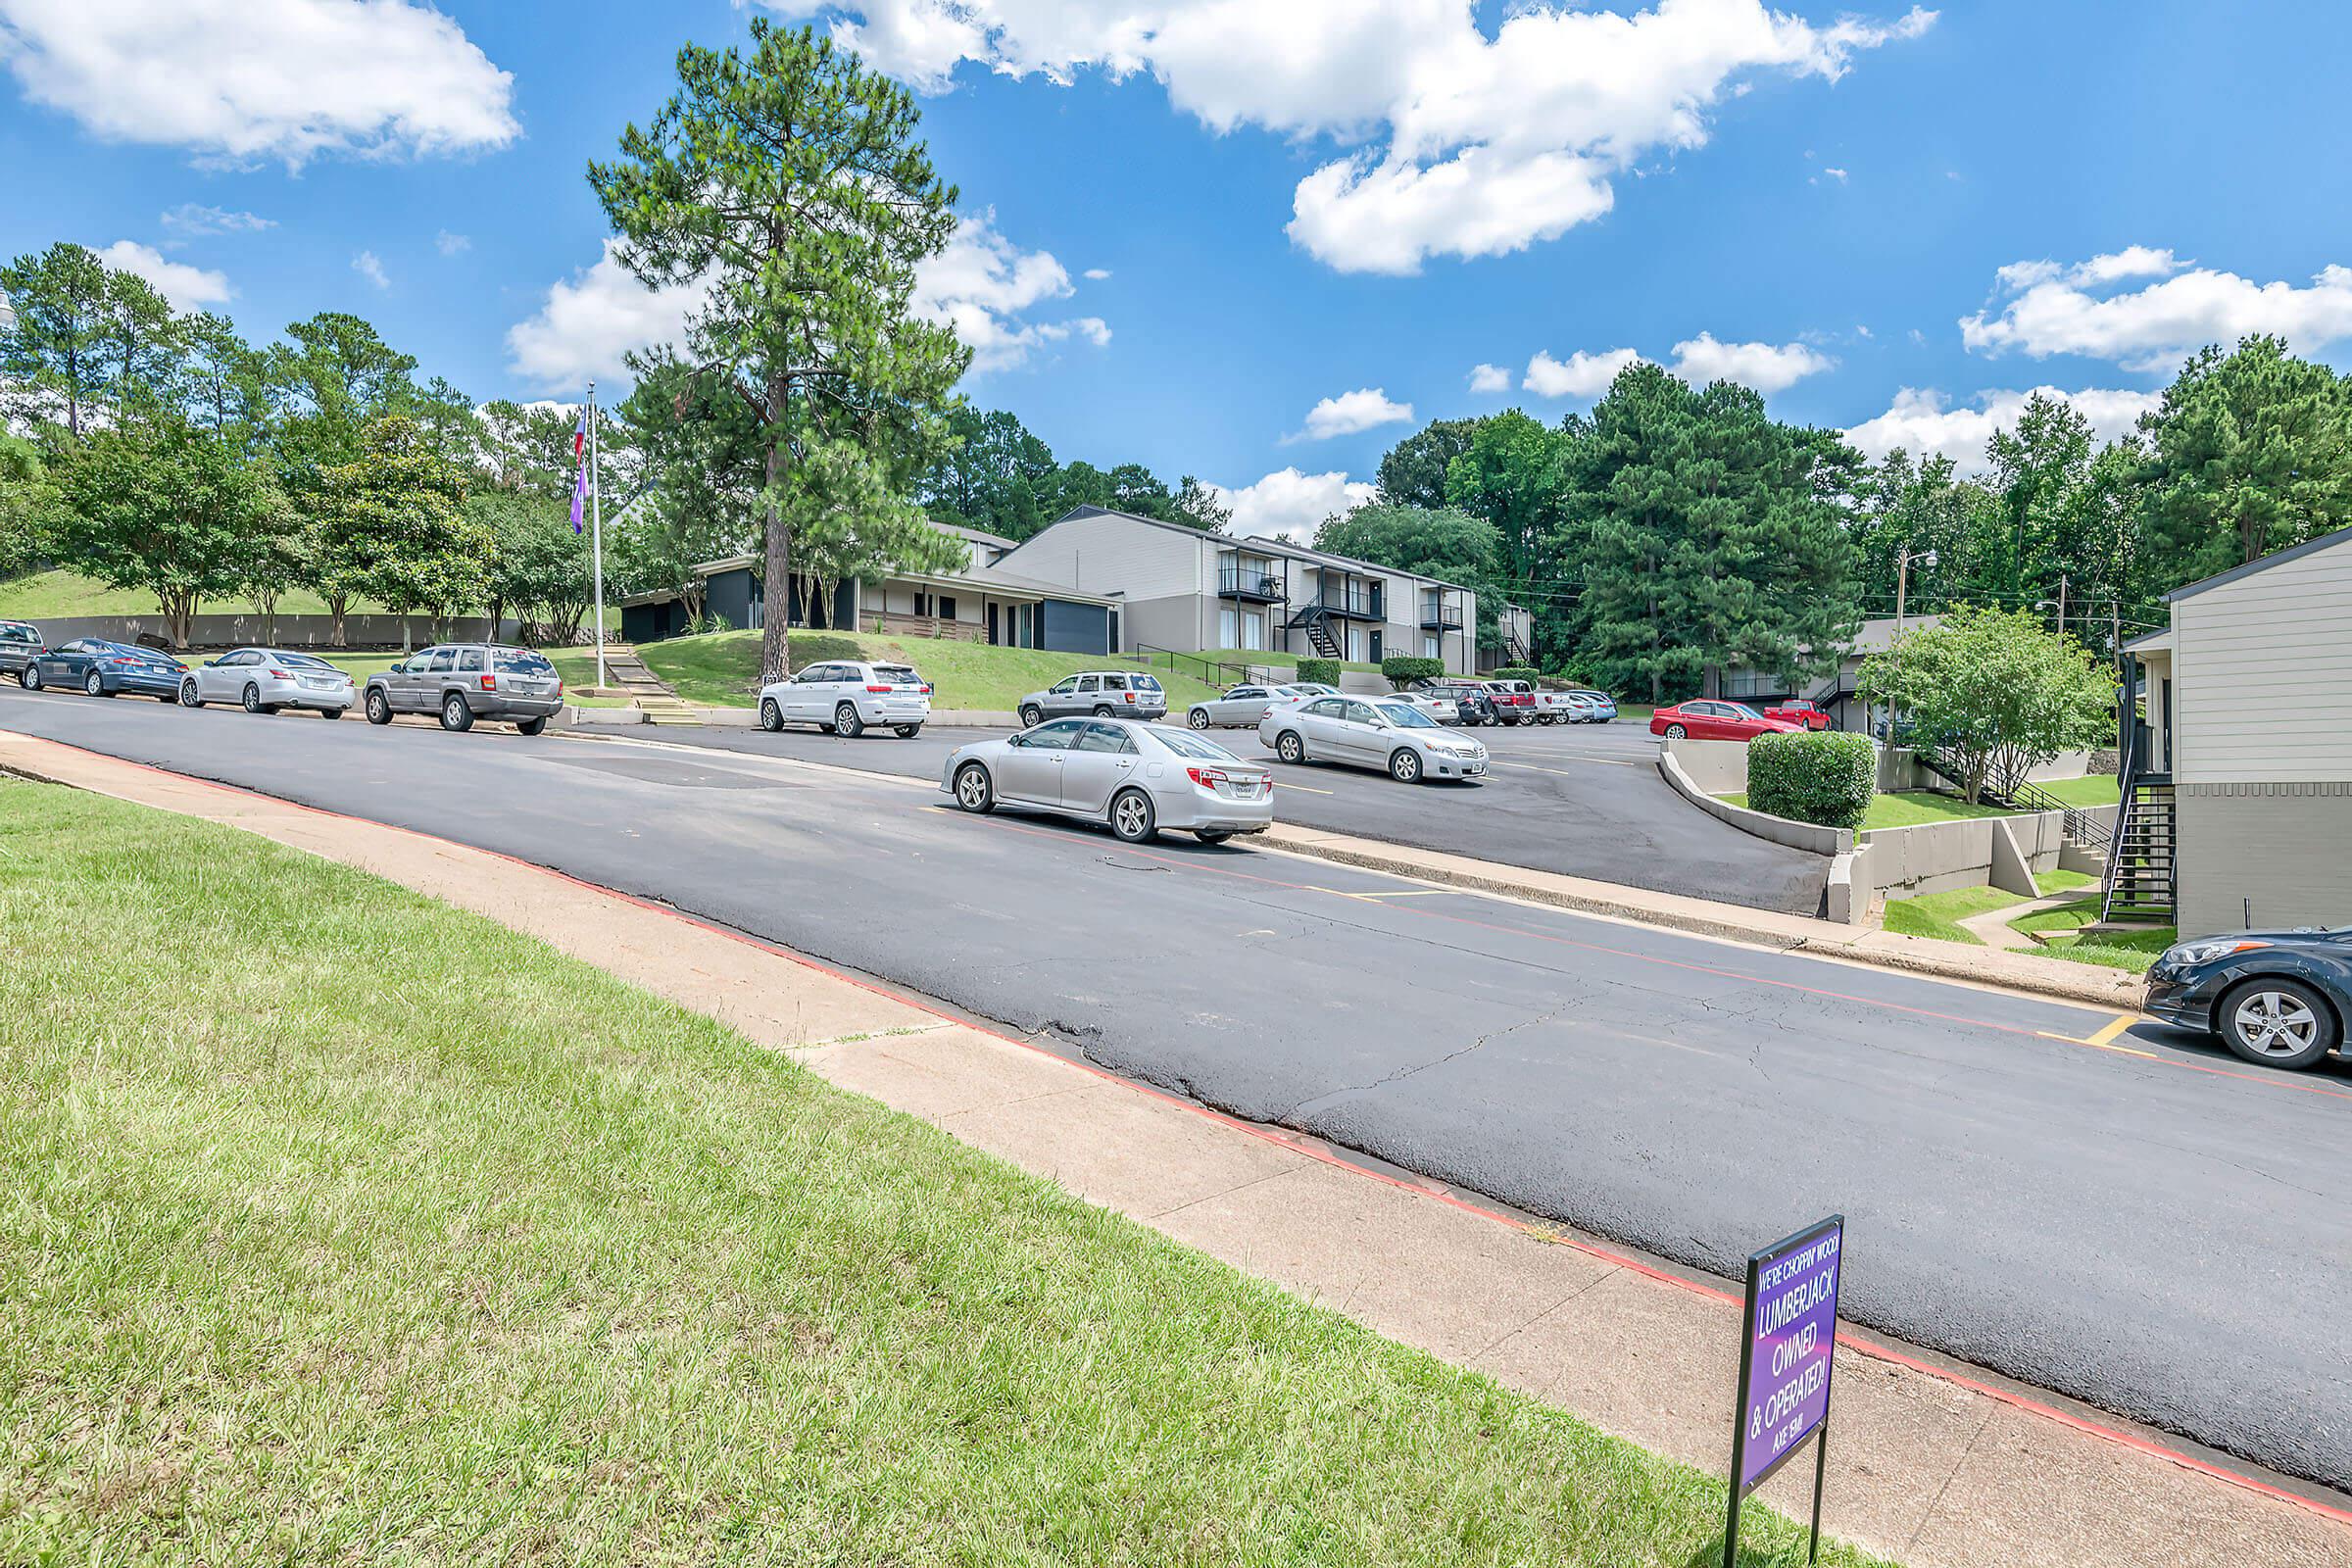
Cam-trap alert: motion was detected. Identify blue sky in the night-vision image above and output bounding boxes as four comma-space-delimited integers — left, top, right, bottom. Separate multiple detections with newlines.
6, 0, 2352, 537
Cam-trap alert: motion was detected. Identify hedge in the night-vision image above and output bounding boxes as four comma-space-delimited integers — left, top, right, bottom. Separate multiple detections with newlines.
1296, 658, 1342, 685
1380, 655, 1445, 687
1489, 665, 1541, 683
1746, 730, 1876, 831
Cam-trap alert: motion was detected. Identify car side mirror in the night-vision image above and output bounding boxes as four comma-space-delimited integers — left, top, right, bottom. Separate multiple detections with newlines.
1005, 733, 1026, 748
202, 659, 218, 667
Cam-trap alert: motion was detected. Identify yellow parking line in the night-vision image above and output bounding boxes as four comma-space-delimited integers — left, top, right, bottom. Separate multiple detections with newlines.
1273, 780, 1334, 794
2035, 1011, 2159, 1057
2084, 1012, 2138, 1048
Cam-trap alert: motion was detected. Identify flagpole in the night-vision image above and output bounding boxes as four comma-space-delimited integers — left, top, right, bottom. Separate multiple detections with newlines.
588, 380, 607, 690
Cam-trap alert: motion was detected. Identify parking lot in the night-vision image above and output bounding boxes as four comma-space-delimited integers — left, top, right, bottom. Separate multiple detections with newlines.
592, 713, 1834, 915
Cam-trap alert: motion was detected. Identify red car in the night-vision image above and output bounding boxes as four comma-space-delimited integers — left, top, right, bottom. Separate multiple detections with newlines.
1648, 700, 1803, 741
1482, 679, 1540, 726
1762, 699, 1832, 730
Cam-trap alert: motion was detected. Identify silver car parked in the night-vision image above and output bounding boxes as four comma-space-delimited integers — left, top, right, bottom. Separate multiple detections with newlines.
1185, 681, 1323, 729
942, 717, 1273, 844
179, 648, 355, 717
363, 644, 564, 734
1258, 695, 1489, 784
1015, 670, 1168, 727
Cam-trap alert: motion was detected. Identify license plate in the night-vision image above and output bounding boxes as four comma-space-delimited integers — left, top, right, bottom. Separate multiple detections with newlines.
1465, 762, 1486, 775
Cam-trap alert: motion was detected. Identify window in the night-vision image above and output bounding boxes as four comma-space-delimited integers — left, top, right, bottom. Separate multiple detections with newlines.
495, 650, 557, 675
1131, 674, 1161, 691
937, 596, 956, 620
0, 624, 33, 646
1229, 687, 1263, 700
1220, 607, 1237, 647
1050, 676, 1079, 694
1075, 722, 1135, 755
1152, 727, 1238, 761
277, 653, 332, 669
1076, 675, 1101, 693
1021, 719, 1084, 751
1375, 702, 1436, 728
1304, 698, 1344, 717
872, 665, 920, 686
424, 649, 456, 673
1423, 635, 1439, 659
1342, 700, 1380, 725
457, 649, 486, 672
912, 592, 932, 617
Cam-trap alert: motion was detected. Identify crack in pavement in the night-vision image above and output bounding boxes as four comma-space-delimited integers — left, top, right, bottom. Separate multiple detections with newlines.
1283, 999, 1583, 1121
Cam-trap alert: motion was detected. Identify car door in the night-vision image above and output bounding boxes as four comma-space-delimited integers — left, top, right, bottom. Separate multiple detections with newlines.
47, 640, 89, 685
1339, 700, 1390, 763
1060, 721, 1141, 813
780, 664, 826, 722
1295, 697, 1348, 760
210, 649, 253, 701
998, 718, 1081, 804
1212, 686, 1264, 724
1037, 676, 1079, 718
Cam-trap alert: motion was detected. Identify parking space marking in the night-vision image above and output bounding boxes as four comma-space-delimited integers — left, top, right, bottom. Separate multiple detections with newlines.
1489, 758, 1642, 775
1272, 780, 1333, 794
2037, 1012, 2157, 1057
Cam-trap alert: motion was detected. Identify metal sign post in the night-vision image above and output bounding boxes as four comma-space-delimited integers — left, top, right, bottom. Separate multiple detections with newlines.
1724, 1214, 1844, 1568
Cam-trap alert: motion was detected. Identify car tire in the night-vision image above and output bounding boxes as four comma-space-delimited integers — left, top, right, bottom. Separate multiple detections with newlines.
179, 679, 203, 709
1664, 723, 1687, 739
833, 702, 864, 739
1109, 787, 1157, 844
366, 690, 392, 725
2217, 978, 2338, 1070
242, 683, 273, 715
1276, 730, 1305, 764
1189, 708, 1210, 730
440, 693, 474, 732
759, 697, 784, 733
320, 709, 345, 722
86, 670, 108, 698
893, 724, 920, 739
1018, 705, 1044, 729
1196, 829, 1233, 845
18, 665, 36, 690
1537, 713, 1555, 725
953, 761, 994, 814
1390, 748, 1423, 784
1091, 705, 1114, 718
515, 716, 547, 736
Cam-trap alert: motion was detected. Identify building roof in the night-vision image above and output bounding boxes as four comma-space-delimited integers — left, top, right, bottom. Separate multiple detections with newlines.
1848, 613, 1944, 656
1042, 505, 1477, 594
2123, 626, 2176, 654
2164, 521, 2352, 602
935, 521, 1020, 552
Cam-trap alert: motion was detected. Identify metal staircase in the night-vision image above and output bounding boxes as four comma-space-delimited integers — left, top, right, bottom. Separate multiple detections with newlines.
1914, 741, 2114, 854
1287, 605, 1343, 659
2100, 776, 2177, 923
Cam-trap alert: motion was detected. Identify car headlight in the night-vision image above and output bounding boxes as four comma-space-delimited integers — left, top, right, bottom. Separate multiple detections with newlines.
2163, 938, 2272, 967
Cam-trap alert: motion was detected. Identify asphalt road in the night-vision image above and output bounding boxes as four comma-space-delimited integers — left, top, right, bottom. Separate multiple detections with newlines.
603, 711, 1834, 916
7, 684, 2351, 1493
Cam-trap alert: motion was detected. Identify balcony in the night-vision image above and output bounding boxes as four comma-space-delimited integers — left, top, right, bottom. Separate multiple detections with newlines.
1217, 564, 1287, 603
1418, 600, 1462, 631
1316, 585, 1383, 620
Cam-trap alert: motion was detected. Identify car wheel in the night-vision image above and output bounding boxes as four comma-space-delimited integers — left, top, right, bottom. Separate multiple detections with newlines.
1390, 748, 1423, 784
833, 702, 864, 739
893, 724, 920, 739
1664, 723, 1687, 740
953, 761, 994, 813
1276, 730, 1305, 764
86, 670, 108, 698
320, 709, 345, 722
2218, 978, 2338, 1070
440, 693, 474, 732
1537, 713, 1555, 725
19, 664, 37, 690
759, 697, 784, 733
179, 679, 203, 709
515, 716, 547, 736
1189, 708, 1210, 730
366, 689, 392, 725
1109, 788, 1157, 844
1092, 705, 1114, 718
1196, 829, 1233, 845
242, 683, 271, 715
1019, 705, 1044, 729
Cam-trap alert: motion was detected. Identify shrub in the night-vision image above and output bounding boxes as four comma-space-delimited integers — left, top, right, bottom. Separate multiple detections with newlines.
1296, 658, 1342, 685
1490, 664, 1541, 683
1381, 655, 1445, 687
1747, 730, 1876, 831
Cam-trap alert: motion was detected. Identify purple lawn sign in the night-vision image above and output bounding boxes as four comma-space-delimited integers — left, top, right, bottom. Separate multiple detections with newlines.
1724, 1214, 1844, 1568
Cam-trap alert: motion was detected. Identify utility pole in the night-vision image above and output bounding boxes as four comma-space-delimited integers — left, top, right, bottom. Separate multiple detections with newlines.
1889, 547, 1911, 741
589, 380, 608, 690
2056, 572, 2068, 635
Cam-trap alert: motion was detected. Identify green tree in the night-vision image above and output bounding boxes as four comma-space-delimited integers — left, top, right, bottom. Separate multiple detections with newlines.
1444, 410, 1567, 590
263, 311, 426, 482
2141, 333, 2352, 584
920, 405, 1060, 538
591, 20, 968, 683
1, 241, 158, 438
316, 416, 486, 647
0, 433, 55, 578
474, 490, 592, 643
610, 356, 763, 616
174, 312, 270, 454
1855, 606, 2116, 804
1982, 392, 2095, 606
1171, 475, 1230, 533
1377, 417, 1481, 511
1316, 501, 1501, 640
1846, 447, 1996, 617
49, 420, 285, 647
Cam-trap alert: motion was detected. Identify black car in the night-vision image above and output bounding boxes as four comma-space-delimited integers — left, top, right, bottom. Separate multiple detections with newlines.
1411, 679, 1496, 725
24, 638, 187, 701
2144, 928, 2352, 1070
0, 619, 41, 682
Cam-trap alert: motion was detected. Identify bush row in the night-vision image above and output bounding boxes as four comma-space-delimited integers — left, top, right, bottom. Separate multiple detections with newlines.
1745, 730, 1876, 831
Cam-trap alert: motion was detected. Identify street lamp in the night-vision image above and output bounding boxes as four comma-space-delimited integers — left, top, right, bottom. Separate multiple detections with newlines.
1888, 547, 1936, 741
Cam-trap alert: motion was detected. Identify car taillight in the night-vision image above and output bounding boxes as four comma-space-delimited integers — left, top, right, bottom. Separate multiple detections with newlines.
1187, 766, 1229, 788
919, 684, 932, 695
1123, 691, 1135, 702
866, 685, 892, 693
480, 673, 496, 690
270, 668, 292, 680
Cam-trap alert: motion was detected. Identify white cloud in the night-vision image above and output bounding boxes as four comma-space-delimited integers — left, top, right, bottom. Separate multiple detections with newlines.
910, 209, 1109, 372
0, 0, 519, 169
1083, 267, 1111, 280
1524, 346, 1642, 399
94, 240, 230, 310
1843, 385, 2162, 474
505, 240, 706, 391
159, 203, 272, 237
1209, 466, 1376, 542
351, 250, 389, 290
1289, 386, 1413, 442
1467, 362, 1512, 394
1821, 166, 1847, 181
1961, 250, 2352, 370
1668, 332, 1834, 392
436, 230, 471, 257
762, 0, 1933, 274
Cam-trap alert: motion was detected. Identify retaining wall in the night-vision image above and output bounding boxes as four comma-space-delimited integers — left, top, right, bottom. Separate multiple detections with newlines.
20, 612, 519, 651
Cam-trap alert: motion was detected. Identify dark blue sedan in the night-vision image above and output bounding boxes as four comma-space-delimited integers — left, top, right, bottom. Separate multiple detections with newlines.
23, 638, 187, 701
2145, 928, 2352, 1069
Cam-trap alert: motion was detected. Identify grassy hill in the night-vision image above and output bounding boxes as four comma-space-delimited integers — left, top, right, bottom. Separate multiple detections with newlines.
636, 629, 1228, 712
0, 568, 375, 620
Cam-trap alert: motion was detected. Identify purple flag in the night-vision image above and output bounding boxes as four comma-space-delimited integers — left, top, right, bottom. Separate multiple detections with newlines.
570, 466, 587, 533
570, 407, 589, 533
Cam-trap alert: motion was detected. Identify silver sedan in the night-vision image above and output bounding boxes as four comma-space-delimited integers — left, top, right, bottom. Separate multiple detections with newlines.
180, 648, 356, 716
1257, 694, 1489, 784
942, 716, 1274, 844
1185, 681, 1324, 729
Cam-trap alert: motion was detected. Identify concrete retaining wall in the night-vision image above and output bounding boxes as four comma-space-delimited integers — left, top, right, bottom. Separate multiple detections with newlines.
1656, 747, 1850, 857
1858, 806, 2116, 901
24, 612, 515, 651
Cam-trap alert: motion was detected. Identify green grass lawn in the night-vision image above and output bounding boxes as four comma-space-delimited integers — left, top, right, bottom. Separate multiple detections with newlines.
0, 783, 1891, 1568
2031, 774, 2123, 808
1881, 870, 2093, 945
1719, 789, 2019, 830
2008, 897, 2174, 972
637, 628, 1227, 712
0, 565, 381, 619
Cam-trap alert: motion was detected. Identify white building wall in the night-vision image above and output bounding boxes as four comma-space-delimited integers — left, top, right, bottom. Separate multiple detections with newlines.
998, 514, 1208, 604
2174, 541, 2352, 784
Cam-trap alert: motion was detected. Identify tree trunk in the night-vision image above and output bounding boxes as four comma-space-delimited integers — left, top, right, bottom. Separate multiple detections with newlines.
808, 574, 833, 630
258, 590, 277, 646
163, 589, 194, 650
327, 592, 349, 648
758, 372, 793, 684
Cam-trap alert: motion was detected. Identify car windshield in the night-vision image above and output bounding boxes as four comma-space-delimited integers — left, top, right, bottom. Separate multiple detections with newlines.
1152, 727, 1240, 760
1374, 702, 1437, 729
0, 624, 34, 645
273, 653, 333, 669
494, 650, 558, 674
873, 665, 921, 685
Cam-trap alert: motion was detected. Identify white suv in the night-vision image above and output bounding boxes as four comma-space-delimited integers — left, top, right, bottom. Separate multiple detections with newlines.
759, 660, 931, 738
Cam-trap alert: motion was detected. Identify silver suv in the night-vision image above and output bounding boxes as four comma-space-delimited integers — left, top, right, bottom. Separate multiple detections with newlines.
1016, 670, 1168, 727
364, 644, 564, 734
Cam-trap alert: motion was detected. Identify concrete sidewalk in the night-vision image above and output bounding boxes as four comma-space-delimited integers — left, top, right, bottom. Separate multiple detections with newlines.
4, 729, 2341, 1568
